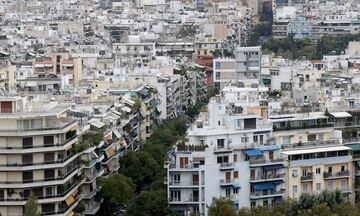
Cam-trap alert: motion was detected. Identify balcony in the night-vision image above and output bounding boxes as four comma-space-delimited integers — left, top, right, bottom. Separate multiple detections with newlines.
300, 174, 313, 182
220, 179, 239, 186
0, 135, 78, 153
169, 196, 199, 204
0, 166, 80, 188
250, 191, 284, 199
220, 162, 235, 170
83, 201, 101, 215
249, 158, 284, 167
323, 170, 350, 179
169, 181, 199, 188
250, 173, 285, 182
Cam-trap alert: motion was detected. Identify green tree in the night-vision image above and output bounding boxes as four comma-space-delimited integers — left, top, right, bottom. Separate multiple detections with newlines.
24, 193, 40, 216
126, 189, 173, 216
99, 173, 135, 205
208, 197, 237, 216
120, 151, 161, 192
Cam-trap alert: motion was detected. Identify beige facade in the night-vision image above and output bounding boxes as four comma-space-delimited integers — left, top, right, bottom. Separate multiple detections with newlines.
283, 145, 353, 201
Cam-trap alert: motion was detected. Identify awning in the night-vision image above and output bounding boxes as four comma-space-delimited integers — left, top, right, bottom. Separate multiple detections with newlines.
72, 190, 79, 197
65, 195, 75, 206
330, 112, 352, 118
113, 130, 121, 139
67, 211, 75, 216
233, 183, 241, 189
253, 183, 274, 191
263, 164, 284, 171
105, 147, 115, 158
346, 143, 360, 151
244, 149, 263, 157
258, 146, 280, 151
89, 119, 105, 129
107, 162, 113, 171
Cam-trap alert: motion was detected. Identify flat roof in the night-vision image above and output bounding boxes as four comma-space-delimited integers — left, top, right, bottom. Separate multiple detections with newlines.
282, 146, 351, 156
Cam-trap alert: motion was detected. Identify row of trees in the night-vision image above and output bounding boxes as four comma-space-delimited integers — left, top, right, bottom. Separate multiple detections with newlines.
208, 190, 360, 216
98, 118, 188, 216
262, 33, 360, 60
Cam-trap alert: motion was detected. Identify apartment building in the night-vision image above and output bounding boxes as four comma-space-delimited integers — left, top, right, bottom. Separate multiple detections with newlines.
33, 49, 82, 87
282, 142, 353, 201
0, 97, 83, 216
234, 46, 261, 86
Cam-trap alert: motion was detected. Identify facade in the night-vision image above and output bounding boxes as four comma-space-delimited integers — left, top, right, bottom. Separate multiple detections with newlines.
0, 97, 83, 216
283, 143, 353, 200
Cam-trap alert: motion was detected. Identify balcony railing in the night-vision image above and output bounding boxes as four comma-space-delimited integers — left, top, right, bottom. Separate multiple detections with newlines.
251, 173, 285, 181
250, 190, 284, 197
249, 158, 284, 165
0, 166, 79, 184
1, 153, 76, 167
301, 174, 313, 181
323, 170, 350, 179
15, 119, 77, 132
0, 135, 77, 150
220, 178, 238, 184
169, 196, 199, 203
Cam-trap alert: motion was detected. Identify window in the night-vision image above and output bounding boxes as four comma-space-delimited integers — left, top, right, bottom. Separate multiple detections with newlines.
225, 188, 231, 198
43, 136, 54, 147
283, 136, 291, 145
45, 187, 53, 196
251, 202, 256, 207
42, 204, 55, 213
0, 190, 4, 201
328, 181, 333, 191
302, 169, 308, 177
217, 156, 229, 164
341, 165, 345, 172
302, 184, 308, 193
328, 167, 332, 173
22, 154, 33, 165
192, 174, 199, 185
253, 136, 258, 143
307, 134, 316, 142
44, 153, 54, 163
269, 151, 274, 159
233, 188, 238, 194
263, 200, 268, 207
22, 137, 33, 148
318, 134, 324, 141
233, 171, 238, 179
233, 154, 237, 162
341, 180, 347, 190
316, 168, 321, 174
305, 74, 310, 81
179, 157, 189, 168
170, 191, 181, 201
22, 171, 33, 183
44, 169, 55, 180
292, 185, 298, 193
217, 139, 225, 148
316, 183, 321, 191
173, 174, 180, 183
215, 72, 220, 79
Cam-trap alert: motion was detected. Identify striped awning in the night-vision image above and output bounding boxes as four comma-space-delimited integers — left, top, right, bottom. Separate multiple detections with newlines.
65, 195, 74, 206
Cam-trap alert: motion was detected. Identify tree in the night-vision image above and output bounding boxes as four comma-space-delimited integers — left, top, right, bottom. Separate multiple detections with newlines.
99, 173, 135, 205
120, 151, 161, 192
126, 189, 174, 216
208, 197, 237, 216
24, 193, 39, 216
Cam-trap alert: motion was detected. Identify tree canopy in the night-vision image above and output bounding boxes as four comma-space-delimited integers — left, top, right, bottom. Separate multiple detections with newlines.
24, 193, 40, 216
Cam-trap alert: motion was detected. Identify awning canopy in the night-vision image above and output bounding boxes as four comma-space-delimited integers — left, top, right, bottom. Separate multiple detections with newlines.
65, 195, 75, 206
244, 149, 263, 157
263, 164, 284, 171
330, 112, 352, 118
258, 146, 280, 151
89, 119, 105, 129
253, 183, 274, 191
233, 183, 241, 189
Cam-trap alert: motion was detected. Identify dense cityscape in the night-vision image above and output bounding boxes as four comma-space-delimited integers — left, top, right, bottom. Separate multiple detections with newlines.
2, 0, 360, 215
